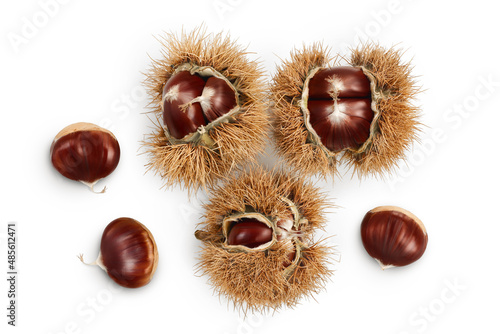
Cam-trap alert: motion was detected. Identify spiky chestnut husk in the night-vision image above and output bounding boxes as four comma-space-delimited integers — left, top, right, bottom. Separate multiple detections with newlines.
271, 43, 421, 179
194, 167, 334, 313
143, 28, 268, 193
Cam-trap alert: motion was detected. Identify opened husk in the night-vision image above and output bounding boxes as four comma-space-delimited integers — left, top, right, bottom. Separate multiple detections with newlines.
195, 167, 334, 313
143, 28, 269, 193
271, 43, 421, 179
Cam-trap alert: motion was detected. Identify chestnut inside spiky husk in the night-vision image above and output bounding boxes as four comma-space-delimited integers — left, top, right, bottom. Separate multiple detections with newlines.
143, 28, 268, 192
194, 167, 333, 313
271, 43, 421, 179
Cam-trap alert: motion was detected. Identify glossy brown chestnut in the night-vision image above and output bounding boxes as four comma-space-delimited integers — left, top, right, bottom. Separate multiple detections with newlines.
306, 66, 374, 152
50, 122, 120, 193
79, 217, 159, 288
162, 70, 237, 139
227, 218, 273, 249
361, 206, 427, 269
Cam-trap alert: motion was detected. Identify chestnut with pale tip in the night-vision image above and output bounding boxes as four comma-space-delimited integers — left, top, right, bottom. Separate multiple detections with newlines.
50, 122, 120, 193
78, 218, 159, 288
360, 206, 428, 270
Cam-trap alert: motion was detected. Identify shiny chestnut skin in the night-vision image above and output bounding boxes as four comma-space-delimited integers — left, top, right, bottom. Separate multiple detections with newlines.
227, 218, 273, 248
100, 218, 158, 288
50, 123, 120, 192
162, 71, 237, 139
361, 206, 428, 269
307, 66, 374, 152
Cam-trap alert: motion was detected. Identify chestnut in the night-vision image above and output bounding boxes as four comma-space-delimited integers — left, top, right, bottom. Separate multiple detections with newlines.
50, 122, 120, 193
79, 217, 159, 288
360, 206, 427, 269
227, 218, 273, 249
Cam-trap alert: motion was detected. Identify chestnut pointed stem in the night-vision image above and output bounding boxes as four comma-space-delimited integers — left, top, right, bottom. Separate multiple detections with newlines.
80, 181, 107, 194
78, 253, 106, 271
376, 259, 395, 270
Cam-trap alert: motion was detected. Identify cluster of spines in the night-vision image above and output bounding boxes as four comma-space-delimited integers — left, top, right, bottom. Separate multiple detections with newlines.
143, 28, 269, 193
195, 167, 334, 313
271, 42, 421, 179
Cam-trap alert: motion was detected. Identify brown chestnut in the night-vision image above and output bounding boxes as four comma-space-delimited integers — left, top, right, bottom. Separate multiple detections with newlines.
361, 206, 427, 269
79, 217, 159, 288
50, 122, 120, 193
227, 218, 273, 249
305, 66, 374, 153
162, 69, 237, 140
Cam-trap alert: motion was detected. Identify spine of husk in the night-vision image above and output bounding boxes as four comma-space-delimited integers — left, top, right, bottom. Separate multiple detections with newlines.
346, 43, 421, 177
271, 42, 421, 179
143, 27, 269, 193
271, 43, 336, 178
194, 167, 335, 313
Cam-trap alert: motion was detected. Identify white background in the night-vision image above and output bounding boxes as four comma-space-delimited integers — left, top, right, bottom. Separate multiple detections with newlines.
1, 0, 499, 333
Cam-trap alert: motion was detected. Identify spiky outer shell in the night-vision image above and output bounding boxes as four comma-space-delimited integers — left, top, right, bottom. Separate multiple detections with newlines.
195, 167, 333, 313
271, 43, 421, 179
143, 28, 269, 192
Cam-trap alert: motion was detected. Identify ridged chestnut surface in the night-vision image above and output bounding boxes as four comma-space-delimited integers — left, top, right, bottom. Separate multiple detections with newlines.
50, 122, 120, 193
361, 206, 427, 269
306, 66, 374, 152
227, 218, 273, 248
79, 218, 159, 288
162, 70, 237, 139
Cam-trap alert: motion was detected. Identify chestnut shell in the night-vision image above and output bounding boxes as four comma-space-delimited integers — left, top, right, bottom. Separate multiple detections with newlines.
50, 123, 120, 184
361, 207, 427, 268
100, 218, 158, 288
